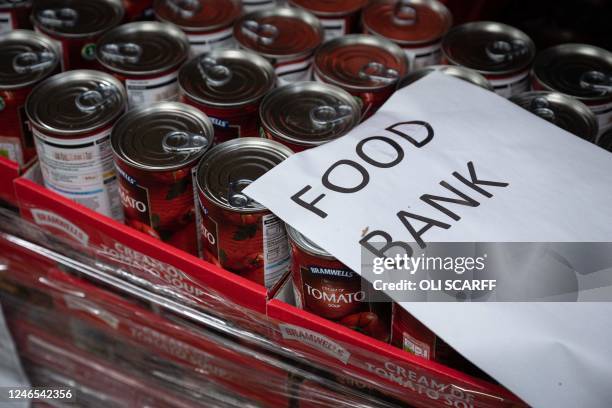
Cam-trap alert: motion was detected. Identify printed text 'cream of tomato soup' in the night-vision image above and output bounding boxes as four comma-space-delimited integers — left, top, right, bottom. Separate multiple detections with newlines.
289, 0, 369, 41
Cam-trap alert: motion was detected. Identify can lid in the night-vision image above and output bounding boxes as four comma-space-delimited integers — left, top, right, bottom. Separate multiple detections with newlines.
362, 0, 452, 45
32, 0, 124, 38
154, 0, 241, 32
598, 128, 612, 152
26, 69, 126, 136
442, 21, 535, 75
0, 30, 60, 90
96, 22, 189, 76
398, 65, 493, 91
196, 137, 293, 213
179, 49, 275, 108
286, 224, 335, 259
233, 7, 323, 59
0, 0, 31, 9
532, 44, 612, 102
314, 34, 408, 91
111, 102, 213, 171
260, 81, 361, 147
510, 91, 599, 142
288, 0, 369, 16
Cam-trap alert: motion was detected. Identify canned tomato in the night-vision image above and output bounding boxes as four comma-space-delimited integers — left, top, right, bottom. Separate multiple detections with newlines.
31, 0, 124, 71
510, 91, 599, 142
243, 0, 276, 13
314, 34, 408, 119
122, 0, 153, 22
442, 21, 536, 98
398, 65, 493, 91
26, 70, 126, 220
260, 82, 361, 152
96, 22, 190, 110
111, 102, 213, 254
532, 44, 612, 137
234, 7, 323, 86
0, 30, 60, 167
362, 0, 452, 69
153, 0, 241, 57
179, 49, 275, 144
0, 0, 32, 33
289, 0, 369, 40
195, 138, 293, 289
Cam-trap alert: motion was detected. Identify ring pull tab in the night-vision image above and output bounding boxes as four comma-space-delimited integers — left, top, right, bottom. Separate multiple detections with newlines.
227, 179, 254, 208
162, 131, 208, 153
165, 0, 201, 19
37, 8, 79, 28
241, 20, 279, 46
310, 104, 354, 129
531, 96, 556, 123
579, 70, 612, 95
359, 61, 399, 84
100, 43, 142, 64
485, 39, 527, 63
393, 0, 417, 26
198, 56, 232, 87
12, 51, 55, 74
75, 83, 116, 113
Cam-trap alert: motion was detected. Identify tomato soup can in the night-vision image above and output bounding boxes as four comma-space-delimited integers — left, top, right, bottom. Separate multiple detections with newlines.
111, 102, 213, 254
398, 64, 493, 91
531, 44, 612, 138
287, 226, 391, 342
154, 0, 241, 57
0, 0, 32, 33
179, 49, 276, 144
96, 22, 190, 110
442, 21, 536, 98
0, 30, 60, 167
362, 0, 452, 70
289, 0, 369, 41
26, 70, 127, 220
260, 81, 361, 152
314, 34, 408, 119
122, 0, 153, 22
510, 91, 598, 142
31, 0, 124, 71
195, 137, 293, 289
234, 7, 323, 86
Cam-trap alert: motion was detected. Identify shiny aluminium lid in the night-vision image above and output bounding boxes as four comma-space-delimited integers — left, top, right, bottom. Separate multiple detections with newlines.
397, 65, 493, 91
510, 91, 599, 142
288, 0, 369, 16
442, 21, 536, 76
362, 0, 452, 45
0, 30, 60, 90
32, 0, 124, 38
26, 69, 126, 136
179, 49, 275, 108
286, 224, 335, 260
153, 0, 241, 32
96, 22, 190, 76
532, 44, 612, 102
0, 0, 31, 9
196, 137, 293, 213
111, 102, 213, 171
260, 81, 361, 147
314, 34, 408, 91
233, 7, 323, 59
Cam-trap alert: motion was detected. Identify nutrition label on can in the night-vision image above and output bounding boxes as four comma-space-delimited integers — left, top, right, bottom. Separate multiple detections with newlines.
188, 28, 235, 57
0, 12, 12, 33
403, 42, 443, 70
490, 71, 530, 98
0, 137, 22, 166
321, 18, 347, 41
262, 214, 290, 289
276, 58, 313, 86
125, 71, 179, 109
33, 128, 124, 221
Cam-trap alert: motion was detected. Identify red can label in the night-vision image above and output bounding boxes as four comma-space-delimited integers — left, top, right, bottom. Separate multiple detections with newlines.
391, 303, 436, 360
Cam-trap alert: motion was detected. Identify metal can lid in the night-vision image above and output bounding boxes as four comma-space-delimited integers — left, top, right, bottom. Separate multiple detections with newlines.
532, 44, 612, 102
32, 0, 124, 38
0, 30, 60, 90
260, 81, 361, 147
26, 69, 126, 135
398, 65, 493, 91
196, 137, 293, 213
179, 49, 275, 108
111, 102, 213, 171
510, 91, 599, 142
362, 0, 452, 45
314, 34, 408, 91
0, 0, 31, 9
96, 22, 189, 76
598, 128, 612, 152
442, 21, 536, 76
234, 7, 323, 60
286, 224, 336, 260
153, 0, 241, 32
288, 0, 369, 16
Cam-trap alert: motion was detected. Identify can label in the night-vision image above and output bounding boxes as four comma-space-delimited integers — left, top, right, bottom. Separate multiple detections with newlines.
320, 17, 347, 41
589, 100, 612, 137
187, 27, 235, 57
391, 303, 435, 359
125, 70, 179, 108
0, 137, 22, 165
33, 127, 123, 221
489, 70, 530, 98
0, 11, 13, 33
276, 57, 313, 86
243, 0, 276, 12
402, 41, 443, 69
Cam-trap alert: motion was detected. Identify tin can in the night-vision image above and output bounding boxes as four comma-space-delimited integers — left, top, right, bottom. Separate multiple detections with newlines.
122, 0, 153, 22
532, 44, 612, 138
153, 0, 241, 57
510, 91, 599, 142
398, 64, 493, 91
26, 70, 127, 220
289, 0, 369, 41
362, 0, 452, 69
313, 34, 409, 119
442, 21, 536, 98
260, 82, 361, 152
96, 22, 190, 110
111, 102, 213, 254
195, 137, 293, 289
0, 0, 32, 33
598, 128, 612, 153
31, 0, 124, 71
179, 49, 276, 144
242, 0, 276, 13
234, 7, 323, 86
0, 30, 60, 167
